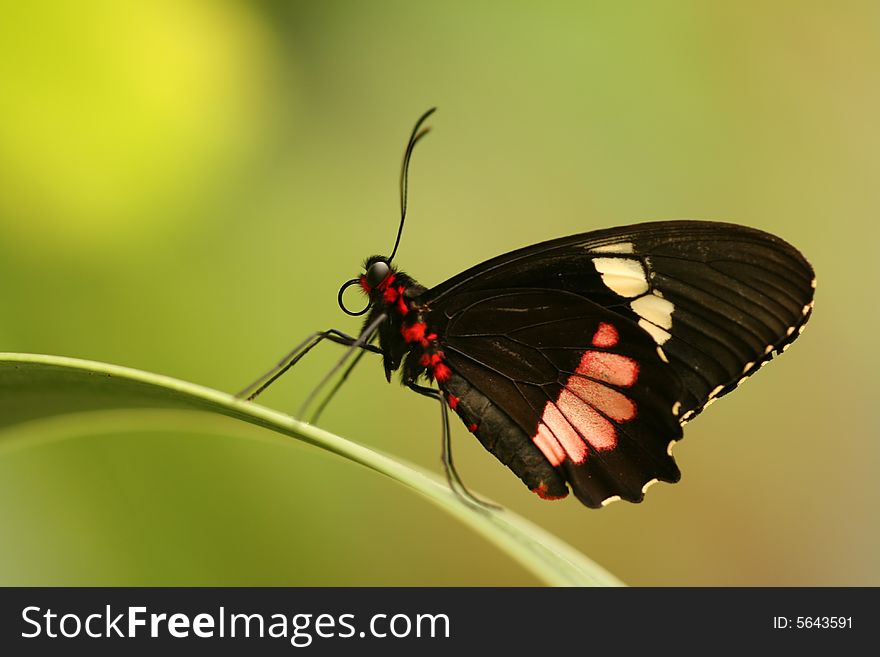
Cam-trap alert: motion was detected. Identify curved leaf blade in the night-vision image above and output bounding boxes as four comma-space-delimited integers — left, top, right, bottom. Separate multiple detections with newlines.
0, 352, 624, 586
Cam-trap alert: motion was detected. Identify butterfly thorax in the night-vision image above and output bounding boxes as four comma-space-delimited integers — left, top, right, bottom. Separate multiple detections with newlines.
358, 259, 450, 385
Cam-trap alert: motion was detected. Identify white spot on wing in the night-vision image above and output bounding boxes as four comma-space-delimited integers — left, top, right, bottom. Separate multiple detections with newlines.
742, 361, 754, 374
638, 319, 671, 345
764, 345, 774, 354
802, 304, 811, 315
600, 495, 622, 507
656, 346, 669, 363
641, 478, 660, 495
590, 242, 634, 254
709, 385, 724, 398
593, 258, 649, 297
786, 326, 795, 336
667, 439, 678, 455
672, 401, 681, 416
631, 293, 674, 329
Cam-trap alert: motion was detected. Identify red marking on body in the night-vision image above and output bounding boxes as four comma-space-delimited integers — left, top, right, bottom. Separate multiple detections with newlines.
532, 482, 568, 500
420, 352, 444, 367
567, 376, 635, 422
591, 322, 619, 348
467, 423, 478, 433
532, 423, 566, 466
377, 273, 395, 291
434, 362, 451, 382
396, 296, 409, 316
359, 275, 370, 294
383, 285, 399, 303
447, 394, 459, 410
402, 321, 427, 343
541, 403, 587, 464
556, 390, 617, 451
577, 351, 639, 387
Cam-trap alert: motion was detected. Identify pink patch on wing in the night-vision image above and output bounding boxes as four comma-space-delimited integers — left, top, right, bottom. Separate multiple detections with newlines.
531, 342, 640, 465
541, 403, 587, 464
577, 351, 639, 387
566, 376, 636, 422
532, 423, 566, 467
556, 390, 617, 451
591, 322, 619, 348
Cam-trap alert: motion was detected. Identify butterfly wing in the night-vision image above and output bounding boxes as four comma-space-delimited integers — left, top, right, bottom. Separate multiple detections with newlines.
423, 221, 814, 506
437, 289, 685, 507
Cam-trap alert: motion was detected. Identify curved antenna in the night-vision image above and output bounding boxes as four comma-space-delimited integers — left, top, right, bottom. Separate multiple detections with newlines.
388, 107, 436, 263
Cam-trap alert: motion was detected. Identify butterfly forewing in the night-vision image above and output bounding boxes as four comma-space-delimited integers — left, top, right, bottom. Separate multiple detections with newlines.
427, 221, 814, 413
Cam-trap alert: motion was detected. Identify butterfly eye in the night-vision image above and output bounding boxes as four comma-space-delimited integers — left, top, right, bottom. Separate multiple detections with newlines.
365, 260, 390, 288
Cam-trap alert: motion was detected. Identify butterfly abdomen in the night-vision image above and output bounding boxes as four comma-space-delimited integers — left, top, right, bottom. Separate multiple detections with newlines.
440, 372, 570, 500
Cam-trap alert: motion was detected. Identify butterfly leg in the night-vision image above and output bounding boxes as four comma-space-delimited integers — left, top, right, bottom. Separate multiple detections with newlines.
308, 348, 370, 423
237, 329, 383, 401
408, 383, 500, 511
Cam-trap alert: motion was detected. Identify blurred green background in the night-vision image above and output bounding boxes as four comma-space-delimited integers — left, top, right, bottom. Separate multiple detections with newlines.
0, 0, 877, 586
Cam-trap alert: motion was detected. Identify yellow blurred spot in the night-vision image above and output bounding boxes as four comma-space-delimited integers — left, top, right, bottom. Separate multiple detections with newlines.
0, 0, 281, 255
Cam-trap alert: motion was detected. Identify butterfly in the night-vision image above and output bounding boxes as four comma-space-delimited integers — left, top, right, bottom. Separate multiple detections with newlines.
239, 109, 815, 508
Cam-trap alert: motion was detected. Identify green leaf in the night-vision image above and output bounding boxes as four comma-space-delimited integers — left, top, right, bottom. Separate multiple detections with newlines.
0, 352, 624, 586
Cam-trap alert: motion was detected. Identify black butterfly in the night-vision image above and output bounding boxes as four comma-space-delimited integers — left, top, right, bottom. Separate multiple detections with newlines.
239, 109, 815, 508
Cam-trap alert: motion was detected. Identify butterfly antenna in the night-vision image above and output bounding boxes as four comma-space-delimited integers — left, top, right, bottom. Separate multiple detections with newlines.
388, 107, 436, 264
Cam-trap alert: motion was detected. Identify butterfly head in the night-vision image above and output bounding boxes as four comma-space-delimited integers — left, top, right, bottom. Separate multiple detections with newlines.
337, 255, 398, 316
360, 256, 393, 293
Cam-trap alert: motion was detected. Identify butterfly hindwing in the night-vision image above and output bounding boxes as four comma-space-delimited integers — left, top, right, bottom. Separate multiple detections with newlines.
435, 289, 684, 507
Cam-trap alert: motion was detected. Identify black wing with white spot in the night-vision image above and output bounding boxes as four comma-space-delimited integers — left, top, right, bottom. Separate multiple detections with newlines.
421, 221, 814, 505
426, 220, 814, 423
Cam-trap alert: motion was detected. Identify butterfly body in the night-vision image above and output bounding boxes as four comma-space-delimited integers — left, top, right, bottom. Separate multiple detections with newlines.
357, 220, 814, 508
